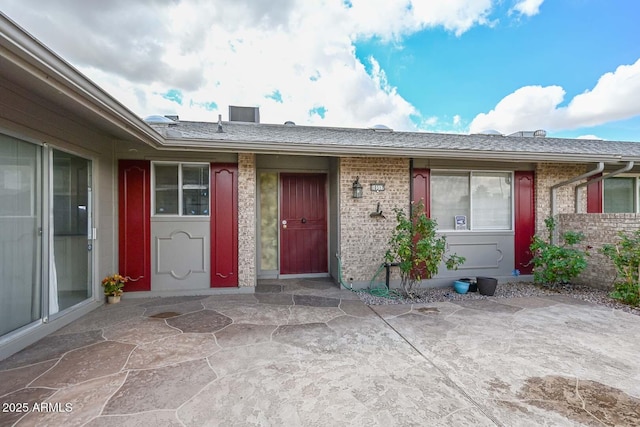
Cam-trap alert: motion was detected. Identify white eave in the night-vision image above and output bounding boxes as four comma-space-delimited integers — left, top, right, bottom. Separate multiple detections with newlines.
0, 13, 164, 147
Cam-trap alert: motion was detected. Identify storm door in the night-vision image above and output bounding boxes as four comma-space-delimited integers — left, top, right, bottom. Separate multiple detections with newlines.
279, 173, 328, 275
50, 149, 92, 313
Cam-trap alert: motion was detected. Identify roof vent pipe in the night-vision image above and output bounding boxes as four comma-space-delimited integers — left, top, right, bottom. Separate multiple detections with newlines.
574, 161, 634, 213
550, 162, 604, 243
217, 114, 223, 133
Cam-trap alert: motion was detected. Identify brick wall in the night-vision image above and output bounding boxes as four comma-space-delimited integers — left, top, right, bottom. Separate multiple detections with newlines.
339, 157, 409, 285
238, 153, 256, 287
534, 163, 588, 235
556, 213, 640, 289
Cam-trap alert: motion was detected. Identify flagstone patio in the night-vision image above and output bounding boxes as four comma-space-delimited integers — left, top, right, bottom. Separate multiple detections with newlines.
1, 279, 639, 426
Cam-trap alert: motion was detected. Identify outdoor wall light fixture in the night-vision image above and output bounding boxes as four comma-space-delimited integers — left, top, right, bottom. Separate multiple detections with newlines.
352, 176, 363, 198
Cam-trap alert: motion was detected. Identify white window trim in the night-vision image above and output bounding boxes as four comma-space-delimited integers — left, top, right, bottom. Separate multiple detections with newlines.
431, 169, 514, 232
151, 161, 210, 217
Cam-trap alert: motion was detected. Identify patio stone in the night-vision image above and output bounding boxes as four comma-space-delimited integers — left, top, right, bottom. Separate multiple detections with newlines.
147, 311, 182, 319
453, 299, 524, 314
517, 375, 640, 426
217, 304, 292, 325
180, 349, 485, 426
0, 330, 104, 370
85, 410, 183, 426
394, 311, 455, 329
19, 373, 126, 426
412, 301, 468, 317
51, 305, 146, 335
201, 293, 259, 310
103, 359, 216, 414
125, 333, 220, 370
293, 294, 340, 307
273, 323, 339, 353
0, 360, 55, 396
103, 317, 181, 344
165, 310, 232, 333
339, 300, 376, 318
138, 295, 208, 308
255, 293, 294, 306
0, 387, 55, 426
325, 316, 415, 358
208, 341, 311, 378
368, 303, 412, 319
547, 295, 595, 306
287, 305, 343, 325
299, 279, 340, 290
497, 296, 561, 309
214, 323, 276, 348
32, 341, 135, 388
143, 300, 205, 317
255, 283, 283, 293
2, 279, 640, 426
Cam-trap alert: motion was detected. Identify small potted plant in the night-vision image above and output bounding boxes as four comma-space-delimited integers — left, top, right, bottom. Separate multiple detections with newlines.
101, 273, 128, 303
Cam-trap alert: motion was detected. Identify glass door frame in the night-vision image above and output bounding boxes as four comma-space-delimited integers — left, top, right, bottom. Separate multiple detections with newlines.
46, 145, 95, 322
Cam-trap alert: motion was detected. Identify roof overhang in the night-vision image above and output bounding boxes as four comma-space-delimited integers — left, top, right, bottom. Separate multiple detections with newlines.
0, 13, 164, 147
157, 136, 635, 164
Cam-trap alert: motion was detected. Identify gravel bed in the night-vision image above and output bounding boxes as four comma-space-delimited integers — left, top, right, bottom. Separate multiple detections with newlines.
357, 282, 640, 316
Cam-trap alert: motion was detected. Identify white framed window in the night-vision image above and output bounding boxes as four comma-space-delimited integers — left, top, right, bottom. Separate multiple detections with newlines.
431, 170, 512, 231
603, 176, 639, 213
153, 162, 209, 216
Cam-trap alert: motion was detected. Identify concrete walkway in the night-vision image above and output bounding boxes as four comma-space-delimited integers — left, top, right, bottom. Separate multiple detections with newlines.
1, 279, 639, 426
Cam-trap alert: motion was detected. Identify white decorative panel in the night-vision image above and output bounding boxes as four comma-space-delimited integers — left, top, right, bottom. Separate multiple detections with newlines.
447, 242, 503, 269
151, 219, 210, 291
157, 230, 205, 279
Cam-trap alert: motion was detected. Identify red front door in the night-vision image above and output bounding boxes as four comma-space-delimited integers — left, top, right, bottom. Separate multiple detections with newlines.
280, 173, 328, 274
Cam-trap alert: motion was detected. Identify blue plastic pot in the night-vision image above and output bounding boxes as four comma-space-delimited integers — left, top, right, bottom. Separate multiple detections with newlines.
453, 280, 470, 294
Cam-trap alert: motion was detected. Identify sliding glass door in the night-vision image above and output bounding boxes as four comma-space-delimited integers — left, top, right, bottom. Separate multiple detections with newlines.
0, 135, 94, 339
0, 135, 41, 336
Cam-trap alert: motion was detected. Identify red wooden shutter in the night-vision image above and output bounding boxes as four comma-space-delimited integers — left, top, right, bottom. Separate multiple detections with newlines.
118, 160, 151, 292
514, 171, 535, 274
210, 164, 238, 287
586, 174, 603, 213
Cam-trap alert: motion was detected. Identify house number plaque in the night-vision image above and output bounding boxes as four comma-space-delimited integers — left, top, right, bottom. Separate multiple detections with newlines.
370, 183, 385, 192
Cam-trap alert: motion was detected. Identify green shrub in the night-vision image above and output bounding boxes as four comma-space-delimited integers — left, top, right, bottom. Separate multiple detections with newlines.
385, 201, 465, 298
601, 230, 640, 306
529, 217, 589, 287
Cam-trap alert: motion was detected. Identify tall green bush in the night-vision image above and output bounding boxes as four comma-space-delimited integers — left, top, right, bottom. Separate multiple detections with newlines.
529, 217, 589, 286
385, 201, 465, 298
601, 230, 640, 306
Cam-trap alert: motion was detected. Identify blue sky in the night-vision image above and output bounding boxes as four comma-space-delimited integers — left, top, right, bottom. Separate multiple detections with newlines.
356, 1, 640, 136
1, 0, 639, 141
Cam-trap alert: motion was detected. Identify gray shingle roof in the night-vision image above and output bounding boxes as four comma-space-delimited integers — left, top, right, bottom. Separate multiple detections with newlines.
150, 120, 640, 163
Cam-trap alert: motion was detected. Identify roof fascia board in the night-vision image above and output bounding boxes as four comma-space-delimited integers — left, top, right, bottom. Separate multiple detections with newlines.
160, 137, 633, 163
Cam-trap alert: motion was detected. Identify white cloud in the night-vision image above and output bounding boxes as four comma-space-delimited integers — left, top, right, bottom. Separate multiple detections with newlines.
576, 135, 603, 140
469, 58, 640, 135
510, 0, 545, 17
347, 0, 495, 39
469, 85, 565, 134
0, 0, 500, 131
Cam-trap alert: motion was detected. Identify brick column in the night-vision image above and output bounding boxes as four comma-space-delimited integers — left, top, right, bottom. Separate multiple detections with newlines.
238, 153, 256, 287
